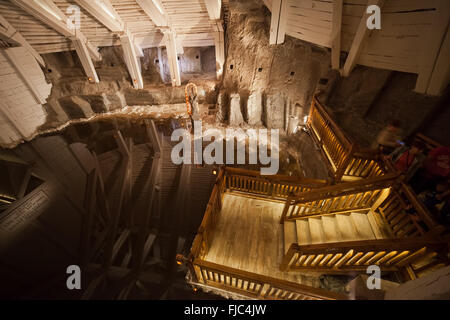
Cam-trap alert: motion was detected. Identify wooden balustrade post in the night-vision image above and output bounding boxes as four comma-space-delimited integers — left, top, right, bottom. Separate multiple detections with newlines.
258, 283, 271, 299
280, 245, 296, 271
280, 197, 292, 224
177, 254, 199, 283
335, 144, 355, 182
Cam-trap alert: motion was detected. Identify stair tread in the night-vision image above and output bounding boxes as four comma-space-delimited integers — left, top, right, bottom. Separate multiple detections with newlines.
308, 218, 325, 244
351, 212, 377, 240
321, 215, 342, 243
296, 219, 311, 246
284, 220, 297, 255
367, 210, 394, 239
335, 214, 359, 241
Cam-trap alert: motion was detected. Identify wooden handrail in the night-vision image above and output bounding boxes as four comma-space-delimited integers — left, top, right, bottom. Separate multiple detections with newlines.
192, 258, 348, 300
280, 173, 399, 223
224, 167, 328, 186
289, 173, 399, 205
309, 95, 396, 181
312, 96, 354, 150
281, 237, 448, 272
397, 182, 441, 231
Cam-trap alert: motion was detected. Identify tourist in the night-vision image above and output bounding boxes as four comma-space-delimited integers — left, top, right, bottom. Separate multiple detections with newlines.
373, 120, 403, 155
390, 140, 426, 181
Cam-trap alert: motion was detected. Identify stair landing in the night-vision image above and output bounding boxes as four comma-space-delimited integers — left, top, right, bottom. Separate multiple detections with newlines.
203, 193, 321, 287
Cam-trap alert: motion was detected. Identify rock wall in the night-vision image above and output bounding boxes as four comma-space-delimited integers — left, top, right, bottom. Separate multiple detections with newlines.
39, 46, 219, 134
218, 1, 331, 130
323, 66, 449, 147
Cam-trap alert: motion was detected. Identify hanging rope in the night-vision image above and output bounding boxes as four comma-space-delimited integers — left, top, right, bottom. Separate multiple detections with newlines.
185, 83, 198, 116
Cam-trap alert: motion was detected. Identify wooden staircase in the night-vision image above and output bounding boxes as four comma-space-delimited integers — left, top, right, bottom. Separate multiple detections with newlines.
283, 211, 393, 254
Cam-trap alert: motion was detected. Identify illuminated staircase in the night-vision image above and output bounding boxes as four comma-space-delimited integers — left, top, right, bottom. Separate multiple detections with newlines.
283, 211, 393, 255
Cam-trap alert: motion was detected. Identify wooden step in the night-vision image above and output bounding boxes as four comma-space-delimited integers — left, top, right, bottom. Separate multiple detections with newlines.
335, 214, 359, 241
350, 212, 377, 240
308, 217, 326, 244
284, 220, 297, 254
321, 215, 342, 243
367, 210, 394, 239
296, 219, 311, 246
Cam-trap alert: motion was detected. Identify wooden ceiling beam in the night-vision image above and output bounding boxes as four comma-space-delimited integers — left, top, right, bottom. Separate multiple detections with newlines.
426, 24, 450, 96
74, 0, 145, 89
74, 0, 124, 32
164, 31, 181, 87
204, 1, 225, 79
415, 0, 450, 95
0, 14, 45, 67
204, 0, 222, 20
331, 0, 343, 70
11, 0, 101, 82
212, 22, 225, 80
136, 0, 168, 27
269, 0, 287, 45
121, 32, 145, 89
341, 0, 385, 77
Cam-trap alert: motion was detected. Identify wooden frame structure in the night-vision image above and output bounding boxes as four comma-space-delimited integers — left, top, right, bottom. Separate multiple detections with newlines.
177, 167, 346, 300
307, 96, 392, 182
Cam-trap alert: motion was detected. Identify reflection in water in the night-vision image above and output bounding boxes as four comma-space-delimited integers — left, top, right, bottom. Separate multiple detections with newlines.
0, 117, 221, 299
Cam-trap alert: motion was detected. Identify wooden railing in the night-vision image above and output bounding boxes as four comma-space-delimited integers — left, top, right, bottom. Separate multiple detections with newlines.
191, 168, 226, 258
308, 96, 391, 182
344, 151, 385, 179
192, 259, 347, 300
280, 173, 399, 223
376, 182, 443, 238
308, 96, 354, 181
180, 258, 347, 300
192, 167, 329, 258
184, 167, 348, 300
224, 167, 328, 200
280, 237, 449, 273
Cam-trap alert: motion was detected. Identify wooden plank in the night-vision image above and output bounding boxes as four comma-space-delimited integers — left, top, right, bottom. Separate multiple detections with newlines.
120, 33, 144, 89
308, 217, 325, 244
350, 212, 376, 240
2, 47, 49, 103
0, 14, 44, 66
321, 215, 341, 243
335, 214, 357, 241
331, 0, 344, 70
270, 0, 287, 45
204, 0, 222, 20
283, 220, 297, 254
415, 0, 450, 93
342, 0, 385, 76
74, 0, 124, 32
11, 0, 101, 61
71, 38, 99, 83
136, 0, 168, 27
164, 31, 181, 86
212, 20, 225, 80
427, 23, 450, 96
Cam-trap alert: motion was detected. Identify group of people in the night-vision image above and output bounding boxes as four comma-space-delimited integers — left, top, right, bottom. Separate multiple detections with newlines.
374, 120, 450, 226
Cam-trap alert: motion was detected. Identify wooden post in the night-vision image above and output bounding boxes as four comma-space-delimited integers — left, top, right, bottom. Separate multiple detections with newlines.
280, 197, 292, 224
280, 244, 295, 271
331, 0, 343, 70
